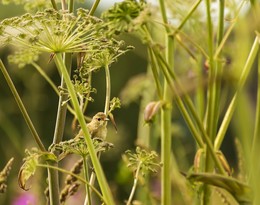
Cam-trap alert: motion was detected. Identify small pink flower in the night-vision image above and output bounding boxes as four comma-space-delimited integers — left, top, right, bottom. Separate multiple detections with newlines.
13, 193, 36, 205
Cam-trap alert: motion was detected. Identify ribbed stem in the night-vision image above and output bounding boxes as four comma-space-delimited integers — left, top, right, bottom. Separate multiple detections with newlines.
54, 53, 115, 205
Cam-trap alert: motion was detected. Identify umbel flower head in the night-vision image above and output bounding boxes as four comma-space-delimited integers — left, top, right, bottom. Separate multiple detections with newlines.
101, 0, 150, 36
0, 8, 107, 54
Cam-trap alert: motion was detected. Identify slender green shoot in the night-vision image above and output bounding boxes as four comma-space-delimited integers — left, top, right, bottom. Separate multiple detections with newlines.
0, 60, 46, 152
54, 53, 115, 205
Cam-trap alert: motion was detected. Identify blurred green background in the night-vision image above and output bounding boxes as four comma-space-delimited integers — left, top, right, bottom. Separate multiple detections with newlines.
0, 0, 259, 204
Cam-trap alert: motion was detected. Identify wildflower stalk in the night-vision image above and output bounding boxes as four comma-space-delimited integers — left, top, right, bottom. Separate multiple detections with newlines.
83, 157, 92, 205
48, 54, 72, 205
47, 1, 75, 202
172, 0, 202, 36
54, 53, 115, 205
37, 164, 104, 200
104, 64, 111, 115
158, 0, 173, 204
32, 62, 58, 95
203, 0, 218, 203
213, 0, 225, 140
214, 36, 259, 150
151, 47, 226, 174
126, 162, 142, 205
50, 0, 58, 10
0, 60, 46, 152
85, 62, 111, 205
89, 0, 101, 15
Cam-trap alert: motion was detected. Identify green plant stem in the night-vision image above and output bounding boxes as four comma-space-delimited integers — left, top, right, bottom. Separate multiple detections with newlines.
104, 64, 111, 115
48, 53, 72, 205
53, 54, 71, 145
0, 60, 46, 151
251, 51, 260, 205
83, 157, 92, 205
126, 162, 142, 205
203, 0, 218, 203
50, 0, 58, 10
68, 0, 74, 12
54, 53, 115, 205
32, 63, 58, 94
147, 48, 163, 99
89, 0, 101, 15
37, 164, 104, 201
32, 62, 86, 120
149, 47, 226, 175
153, 48, 226, 175
214, 36, 259, 150
84, 64, 111, 205
158, 1, 173, 204
213, 0, 225, 138
172, 0, 202, 36
151, 49, 205, 147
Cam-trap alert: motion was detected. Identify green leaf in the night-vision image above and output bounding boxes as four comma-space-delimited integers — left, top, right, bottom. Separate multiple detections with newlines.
187, 172, 253, 204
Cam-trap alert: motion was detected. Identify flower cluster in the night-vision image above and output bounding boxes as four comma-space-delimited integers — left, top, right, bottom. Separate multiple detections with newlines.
124, 147, 161, 176
0, 8, 104, 54
101, 0, 150, 36
50, 137, 114, 160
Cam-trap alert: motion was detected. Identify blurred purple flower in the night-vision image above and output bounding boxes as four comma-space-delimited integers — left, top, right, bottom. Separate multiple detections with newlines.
13, 193, 36, 205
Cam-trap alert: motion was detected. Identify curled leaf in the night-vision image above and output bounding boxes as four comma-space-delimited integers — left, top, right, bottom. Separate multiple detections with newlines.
144, 101, 162, 123
18, 154, 38, 191
18, 149, 56, 191
187, 172, 253, 204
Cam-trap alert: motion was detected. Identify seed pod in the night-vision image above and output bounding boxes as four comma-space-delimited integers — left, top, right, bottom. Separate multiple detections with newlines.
144, 101, 162, 123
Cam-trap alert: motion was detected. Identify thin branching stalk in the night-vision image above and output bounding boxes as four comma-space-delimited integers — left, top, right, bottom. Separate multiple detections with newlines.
172, 0, 202, 36
0, 60, 46, 151
83, 157, 92, 205
85, 63, 111, 205
104, 64, 111, 115
126, 162, 142, 205
214, 36, 259, 150
32, 62, 58, 95
147, 48, 163, 99
54, 53, 115, 205
37, 164, 104, 201
89, 0, 101, 15
151, 48, 226, 175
